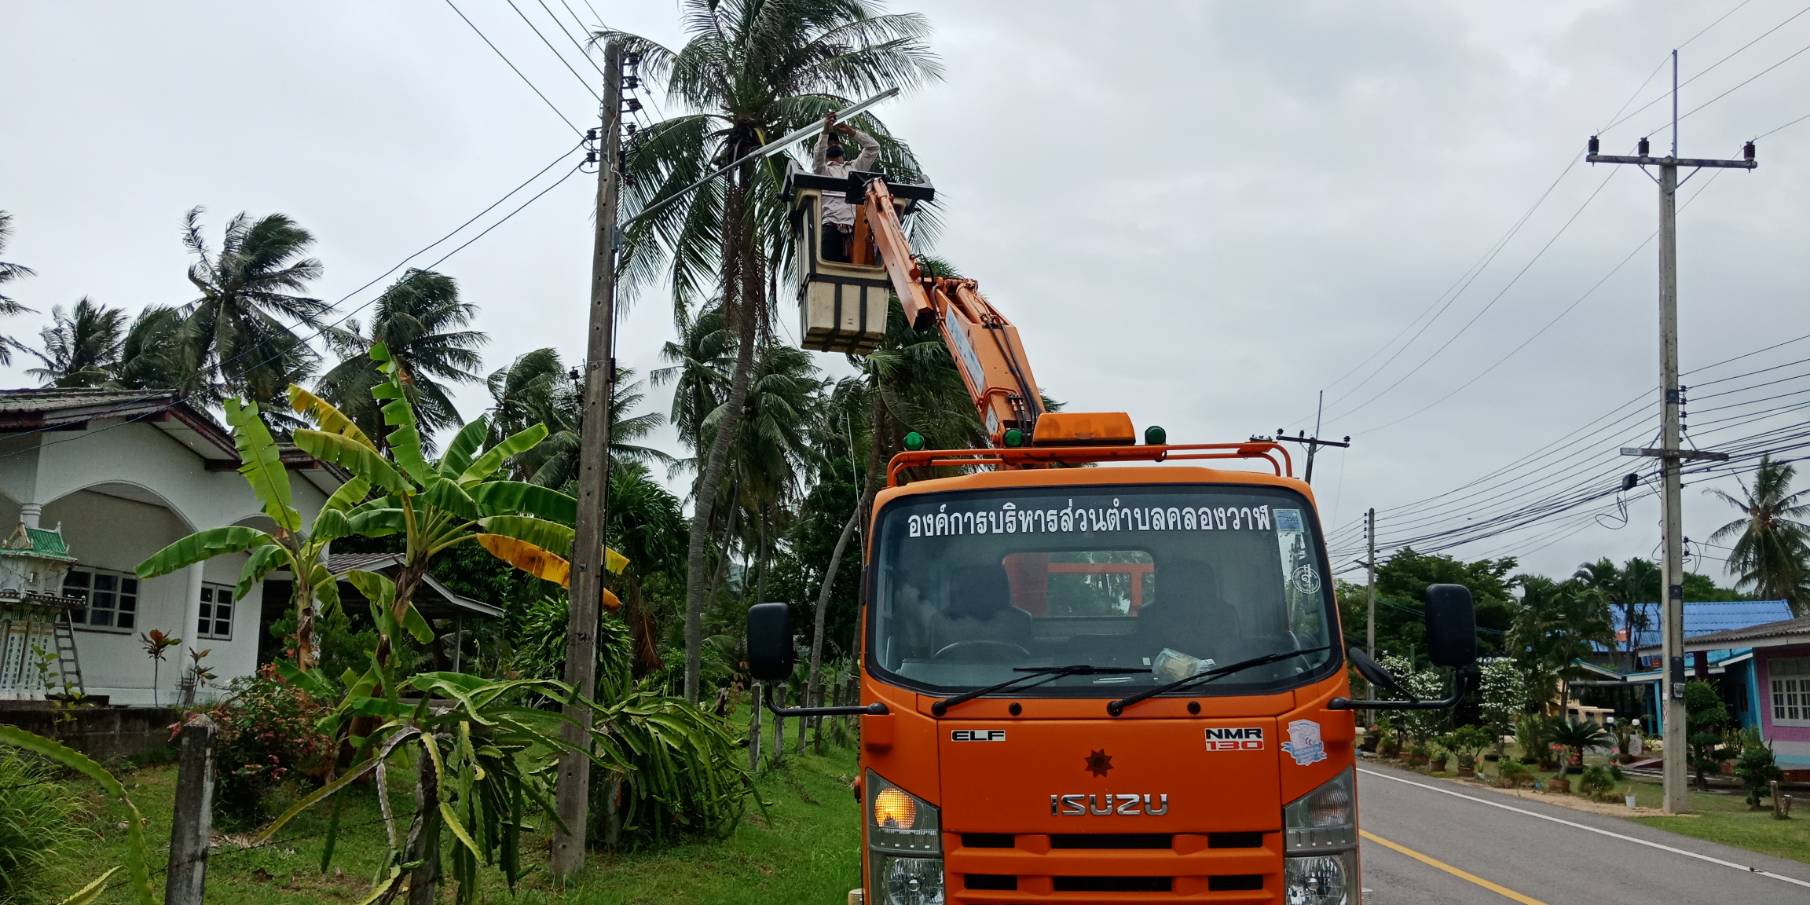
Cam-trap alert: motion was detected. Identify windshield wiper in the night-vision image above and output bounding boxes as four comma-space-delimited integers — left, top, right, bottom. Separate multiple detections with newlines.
931, 664, 1145, 716
1106, 645, 1332, 716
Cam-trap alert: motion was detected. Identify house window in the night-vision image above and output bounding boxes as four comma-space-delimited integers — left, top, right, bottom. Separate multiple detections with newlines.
197, 584, 234, 641
63, 568, 139, 631
1771, 657, 1810, 727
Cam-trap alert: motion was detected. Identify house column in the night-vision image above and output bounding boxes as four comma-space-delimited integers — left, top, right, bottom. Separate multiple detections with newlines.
181, 563, 205, 669
18, 503, 42, 529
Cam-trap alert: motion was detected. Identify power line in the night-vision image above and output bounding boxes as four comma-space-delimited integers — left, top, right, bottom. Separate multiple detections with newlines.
0, 146, 587, 460
535, 0, 608, 81
1325, 165, 1623, 425
1600, 2, 1810, 135
442, 0, 585, 137
502, 0, 603, 101
1668, 42, 1810, 132
1356, 166, 1732, 433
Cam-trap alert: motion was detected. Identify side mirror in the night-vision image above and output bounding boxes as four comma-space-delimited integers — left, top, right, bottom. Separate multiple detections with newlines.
746, 602, 796, 682
1424, 583, 1477, 669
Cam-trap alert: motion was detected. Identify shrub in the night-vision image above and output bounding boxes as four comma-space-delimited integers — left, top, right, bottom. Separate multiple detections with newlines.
1733, 729, 1783, 810
1578, 764, 1617, 801
204, 665, 333, 826
1515, 714, 1553, 768
1549, 720, 1610, 769
0, 748, 86, 900
1684, 680, 1733, 789
1495, 759, 1531, 788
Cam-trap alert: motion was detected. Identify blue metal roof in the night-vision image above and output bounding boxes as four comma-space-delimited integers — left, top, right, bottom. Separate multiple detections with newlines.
1602, 600, 1793, 651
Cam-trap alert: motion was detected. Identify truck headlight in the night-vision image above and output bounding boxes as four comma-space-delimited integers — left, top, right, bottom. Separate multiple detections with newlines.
867, 771, 943, 905
1284, 767, 1358, 905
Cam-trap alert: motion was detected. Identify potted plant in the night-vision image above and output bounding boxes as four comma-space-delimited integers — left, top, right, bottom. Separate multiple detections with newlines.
1495, 759, 1531, 789
1378, 723, 1402, 760
1546, 771, 1571, 794
1406, 741, 1430, 768
1514, 714, 1551, 766
1428, 745, 1451, 773
1444, 726, 1492, 778
1548, 720, 1609, 773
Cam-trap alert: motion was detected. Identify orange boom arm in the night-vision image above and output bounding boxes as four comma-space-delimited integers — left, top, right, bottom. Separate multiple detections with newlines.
852, 177, 1045, 445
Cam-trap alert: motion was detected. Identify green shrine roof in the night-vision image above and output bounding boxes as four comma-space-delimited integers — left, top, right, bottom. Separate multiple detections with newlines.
0, 525, 76, 561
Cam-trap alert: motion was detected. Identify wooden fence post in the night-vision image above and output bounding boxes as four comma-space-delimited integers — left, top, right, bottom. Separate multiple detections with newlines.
748, 683, 763, 772
163, 714, 216, 905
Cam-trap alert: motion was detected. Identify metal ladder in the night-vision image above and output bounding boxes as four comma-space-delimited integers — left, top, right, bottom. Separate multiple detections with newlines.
50, 610, 84, 696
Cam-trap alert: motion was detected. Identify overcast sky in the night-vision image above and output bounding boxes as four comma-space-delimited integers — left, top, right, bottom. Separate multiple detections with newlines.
4, 1, 1807, 587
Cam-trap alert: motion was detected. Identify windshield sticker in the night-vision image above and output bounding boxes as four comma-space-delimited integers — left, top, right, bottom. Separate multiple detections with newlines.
1282, 719, 1327, 766
1204, 727, 1266, 752
1290, 564, 1322, 595
905, 501, 1272, 538
1274, 508, 1304, 532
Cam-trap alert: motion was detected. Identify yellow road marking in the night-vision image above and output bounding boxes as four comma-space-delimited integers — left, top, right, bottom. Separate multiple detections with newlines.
1361, 830, 1548, 905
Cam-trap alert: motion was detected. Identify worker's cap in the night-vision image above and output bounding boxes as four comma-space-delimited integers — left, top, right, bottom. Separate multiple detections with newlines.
825, 144, 845, 158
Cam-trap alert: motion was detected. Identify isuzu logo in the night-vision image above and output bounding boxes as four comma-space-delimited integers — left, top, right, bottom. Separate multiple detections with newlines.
1204, 726, 1266, 752
1050, 793, 1171, 816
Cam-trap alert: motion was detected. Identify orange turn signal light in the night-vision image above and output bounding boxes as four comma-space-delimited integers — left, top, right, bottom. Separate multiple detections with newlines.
873, 788, 918, 829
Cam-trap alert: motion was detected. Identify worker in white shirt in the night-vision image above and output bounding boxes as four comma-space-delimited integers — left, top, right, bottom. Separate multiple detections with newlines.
812, 113, 880, 262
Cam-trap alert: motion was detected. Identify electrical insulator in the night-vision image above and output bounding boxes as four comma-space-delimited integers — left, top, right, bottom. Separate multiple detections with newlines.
623, 97, 642, 113
625, 123, 638, 139
1744, 140, 1756, 161
1638, 136, 1650, 157
1587, 135, 1599, 156
622, 75, 640, 90
625, 52, 642, 66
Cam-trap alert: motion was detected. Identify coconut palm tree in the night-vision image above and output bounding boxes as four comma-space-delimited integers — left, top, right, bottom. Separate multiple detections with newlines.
319, 269, 486, 444
29, 299, 127, 388
486, 348, 673, 486
180, 207, 329, 409
603, 0, 941, 701
1708, 457, 1810, 615
113, 306, 195, 393
0, 211, 38, 365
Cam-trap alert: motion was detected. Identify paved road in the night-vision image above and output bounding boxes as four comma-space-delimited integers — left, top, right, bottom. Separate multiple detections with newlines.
1357, 761, 1810, 904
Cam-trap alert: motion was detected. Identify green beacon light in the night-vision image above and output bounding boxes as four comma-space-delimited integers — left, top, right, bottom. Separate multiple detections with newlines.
1002, 428, 1026, 448
1145, 425, 1167, 446
903, 431, 926, 451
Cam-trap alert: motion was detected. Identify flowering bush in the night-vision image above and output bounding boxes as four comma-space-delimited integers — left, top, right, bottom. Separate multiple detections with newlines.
204, 665, 333, 825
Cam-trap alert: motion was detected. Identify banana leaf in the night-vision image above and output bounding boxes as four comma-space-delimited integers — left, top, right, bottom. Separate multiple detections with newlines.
459, 424, 549, 484
469, 481, 577, 524
477, 516, 575, 557
438, 415, 491, 479
236, 542, 292, 600
0, 726, 155, 905
425, 476, 484, 521
294, 429, 410, 494
289, 385, 375, 449
476, 534, 570, 586
347, 506, 408, 538
322, 474, 374, 513
224, 398, 301, 533
136, 526, 272, 579
369, 343, 433, 486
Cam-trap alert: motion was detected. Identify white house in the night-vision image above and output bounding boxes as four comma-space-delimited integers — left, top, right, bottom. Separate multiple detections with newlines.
0, 388, 343, 706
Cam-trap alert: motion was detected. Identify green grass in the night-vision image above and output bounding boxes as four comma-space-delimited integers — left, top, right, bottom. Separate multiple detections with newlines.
1625, 777, 1810, 866
58, 736, 862, 905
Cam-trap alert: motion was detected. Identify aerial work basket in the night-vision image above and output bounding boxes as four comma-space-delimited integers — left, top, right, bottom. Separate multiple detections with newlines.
785, 166, 933, 355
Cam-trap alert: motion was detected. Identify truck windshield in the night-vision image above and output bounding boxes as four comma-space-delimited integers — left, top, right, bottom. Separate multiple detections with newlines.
867, 484, 1339, 696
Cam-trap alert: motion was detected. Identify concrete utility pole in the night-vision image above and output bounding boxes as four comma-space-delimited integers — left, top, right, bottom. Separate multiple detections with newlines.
553, 38, 623, 878
1589, 49, 1750, 815
1365, 507, 1377, 660
1273, 393, 1351, 484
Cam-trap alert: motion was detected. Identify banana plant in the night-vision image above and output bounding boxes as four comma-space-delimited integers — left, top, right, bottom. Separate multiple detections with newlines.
136, 398, 370, 670
289, 342, 625, 673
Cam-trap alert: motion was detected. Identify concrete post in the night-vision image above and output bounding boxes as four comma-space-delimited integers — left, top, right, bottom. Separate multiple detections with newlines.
18, 502, 42, 530
163, 715, 216, 905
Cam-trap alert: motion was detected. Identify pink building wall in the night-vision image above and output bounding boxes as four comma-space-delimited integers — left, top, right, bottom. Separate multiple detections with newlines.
1756, 644, 1810, 767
